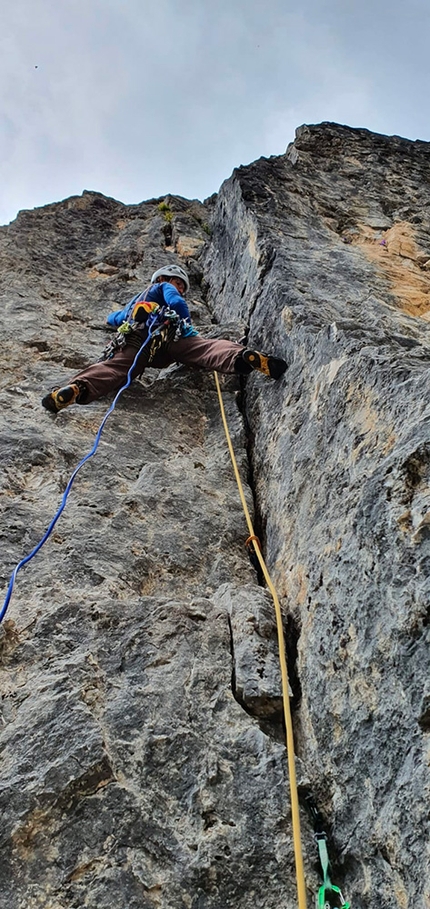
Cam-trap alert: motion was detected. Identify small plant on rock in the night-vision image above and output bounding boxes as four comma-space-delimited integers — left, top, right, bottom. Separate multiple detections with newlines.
158, 201, 173, 223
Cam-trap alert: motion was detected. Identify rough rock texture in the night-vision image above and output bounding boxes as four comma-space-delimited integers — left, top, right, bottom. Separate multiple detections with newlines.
204, 122, 430, 907
1, 123, 430, 908
0, 192, 297, 909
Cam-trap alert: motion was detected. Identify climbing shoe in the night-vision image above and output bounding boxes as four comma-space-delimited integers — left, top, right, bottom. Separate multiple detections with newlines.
240, 349, 288, 379
41, 382, 85, 414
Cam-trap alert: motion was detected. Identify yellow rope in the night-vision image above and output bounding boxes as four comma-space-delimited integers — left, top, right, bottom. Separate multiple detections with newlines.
214, 371, 307, 909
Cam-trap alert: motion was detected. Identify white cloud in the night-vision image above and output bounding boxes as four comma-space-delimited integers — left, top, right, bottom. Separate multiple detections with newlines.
1, 0, 429, 224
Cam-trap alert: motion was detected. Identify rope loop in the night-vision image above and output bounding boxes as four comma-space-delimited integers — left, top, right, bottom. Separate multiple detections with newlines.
245, 534, 261, 550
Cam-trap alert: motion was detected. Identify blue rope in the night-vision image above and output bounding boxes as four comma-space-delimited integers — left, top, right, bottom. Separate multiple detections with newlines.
0, 314, 160, 624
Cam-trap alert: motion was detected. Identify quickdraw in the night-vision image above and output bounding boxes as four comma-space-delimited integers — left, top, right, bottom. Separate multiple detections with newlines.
316, 834, 350, 909
146, 305, 181, 361
99, 320, 133, 361
306, 796, 351, 909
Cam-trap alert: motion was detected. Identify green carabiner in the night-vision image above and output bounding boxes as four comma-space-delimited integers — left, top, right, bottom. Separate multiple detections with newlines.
317, 881, 350, 909
118, 321, 132, 335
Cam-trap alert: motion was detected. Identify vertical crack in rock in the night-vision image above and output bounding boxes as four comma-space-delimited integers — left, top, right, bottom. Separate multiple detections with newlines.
236, 378, 304, 713
163, 219, 173, 247
283, 611, 302, 710
248, 243, 277, 323
215, 585, 287, 745
226, 610, 238, 701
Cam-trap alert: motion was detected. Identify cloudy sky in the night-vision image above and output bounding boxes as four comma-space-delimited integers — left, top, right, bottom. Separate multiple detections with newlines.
1, 0, 429, 225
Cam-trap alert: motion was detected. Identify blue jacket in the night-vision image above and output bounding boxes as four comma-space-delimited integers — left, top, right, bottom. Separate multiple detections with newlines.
106, 282, 192, 328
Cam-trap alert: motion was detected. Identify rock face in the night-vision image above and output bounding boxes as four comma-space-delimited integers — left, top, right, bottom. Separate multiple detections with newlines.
1, 123, 430, 908
204, 123, 430, 907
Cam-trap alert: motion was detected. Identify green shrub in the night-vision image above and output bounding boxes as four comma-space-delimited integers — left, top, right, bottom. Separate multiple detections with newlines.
158, 201, 173, 222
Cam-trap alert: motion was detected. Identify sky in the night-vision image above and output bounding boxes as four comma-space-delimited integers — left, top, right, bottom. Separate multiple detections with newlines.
1, 0, 430, 225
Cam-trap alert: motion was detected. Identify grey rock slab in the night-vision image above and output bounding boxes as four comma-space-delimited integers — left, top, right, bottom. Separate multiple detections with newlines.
0, 594, 295, 909
213, 582, 291, 716
204, 121, 430, 907
0, 193, 301, 908
5, 121, 430, 907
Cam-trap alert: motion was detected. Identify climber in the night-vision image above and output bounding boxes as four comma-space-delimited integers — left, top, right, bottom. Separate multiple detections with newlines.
41, 264, 288, 413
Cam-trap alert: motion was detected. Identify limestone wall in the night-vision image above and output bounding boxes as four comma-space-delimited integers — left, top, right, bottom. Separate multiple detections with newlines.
1, 123, 429, 908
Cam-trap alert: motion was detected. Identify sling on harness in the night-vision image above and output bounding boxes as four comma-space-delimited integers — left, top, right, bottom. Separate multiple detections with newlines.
99, 301, 182, 366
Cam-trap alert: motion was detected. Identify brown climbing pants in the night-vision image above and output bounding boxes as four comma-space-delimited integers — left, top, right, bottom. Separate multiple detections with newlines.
72, 335, 244, 404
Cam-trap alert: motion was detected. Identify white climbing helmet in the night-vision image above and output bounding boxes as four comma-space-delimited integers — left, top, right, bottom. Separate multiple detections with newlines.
151, 264, 190, 293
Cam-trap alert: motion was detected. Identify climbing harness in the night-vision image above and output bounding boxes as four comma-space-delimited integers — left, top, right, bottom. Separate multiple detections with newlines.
305, 796, 350, 909
214, 371, 308, 909
99, 302, 180, 363
0, 306, 175, 625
